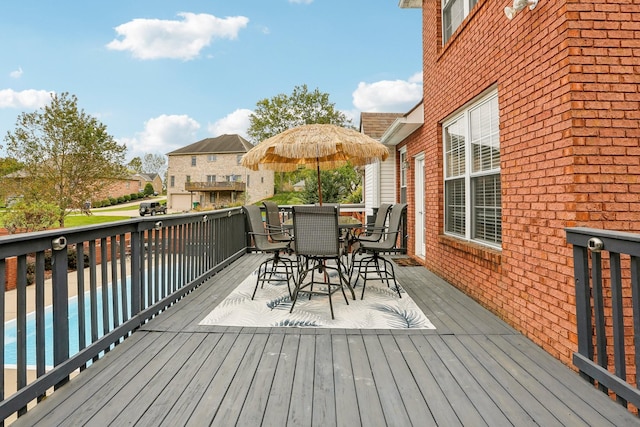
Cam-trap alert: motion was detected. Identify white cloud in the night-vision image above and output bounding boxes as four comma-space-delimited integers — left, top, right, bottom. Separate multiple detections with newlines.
9, 67, 23, 79
0, 89, 53, 109
122, 114, 200, 159
106, 12, 249, 60
352, 74, 423, 112
207, 109, 252, 139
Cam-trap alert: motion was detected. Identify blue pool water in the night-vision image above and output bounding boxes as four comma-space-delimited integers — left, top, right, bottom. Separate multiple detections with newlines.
4, 283, 130, 368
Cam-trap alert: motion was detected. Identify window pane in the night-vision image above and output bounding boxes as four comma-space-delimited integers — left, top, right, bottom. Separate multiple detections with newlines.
443, 0, 464, 42
471, 96, 500, 173
445, 178, 465, 236
445, 119, 465, 178
472, 174, 502, 244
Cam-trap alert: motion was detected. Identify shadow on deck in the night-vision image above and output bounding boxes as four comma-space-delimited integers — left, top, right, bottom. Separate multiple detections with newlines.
10, 254, 639, 426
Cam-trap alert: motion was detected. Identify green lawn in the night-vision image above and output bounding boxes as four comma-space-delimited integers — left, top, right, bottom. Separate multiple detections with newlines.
62, 214, 132, 227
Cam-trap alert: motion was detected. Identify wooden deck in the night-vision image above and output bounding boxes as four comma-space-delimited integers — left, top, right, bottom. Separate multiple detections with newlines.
10, 254, 640, 426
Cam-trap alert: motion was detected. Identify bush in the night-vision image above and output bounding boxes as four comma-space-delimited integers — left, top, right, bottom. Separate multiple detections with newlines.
143, 183, 155, 196
130, 193, 139, 200
123, 195, 131, 202
109, 197, 117, 206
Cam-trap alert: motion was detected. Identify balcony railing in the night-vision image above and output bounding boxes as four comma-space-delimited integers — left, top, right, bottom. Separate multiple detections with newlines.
0, 208, 247, 422
566, 227, 640, 409
185, 181, 246, 192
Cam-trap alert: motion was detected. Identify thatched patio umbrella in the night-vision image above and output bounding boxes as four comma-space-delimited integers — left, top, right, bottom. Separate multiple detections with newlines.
241, 124, 389, 204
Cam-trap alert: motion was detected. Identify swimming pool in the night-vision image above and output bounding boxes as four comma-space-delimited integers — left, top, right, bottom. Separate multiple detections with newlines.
4, 282, 131, 369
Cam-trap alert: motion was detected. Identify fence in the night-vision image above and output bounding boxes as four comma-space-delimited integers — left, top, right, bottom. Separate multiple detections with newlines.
0, 208, 246, 422
566, 227, 640, 410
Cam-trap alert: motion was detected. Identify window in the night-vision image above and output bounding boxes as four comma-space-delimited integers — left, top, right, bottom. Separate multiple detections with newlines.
443, 91, 501, 247
170, 176, 175, 187
191, 156, 196, 167
236, 155, 243, 165
186, 175, 191, 183
207, 175, 216, 182
442, 0, 478, 44
208, 155, 217, 162
400, 149, 408, 204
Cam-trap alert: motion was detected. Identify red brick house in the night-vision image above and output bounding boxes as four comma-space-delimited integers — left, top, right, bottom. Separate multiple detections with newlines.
390, 0, 640, 370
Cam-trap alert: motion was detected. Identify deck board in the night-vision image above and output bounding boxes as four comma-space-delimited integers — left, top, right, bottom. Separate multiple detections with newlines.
9, 253, 640, 426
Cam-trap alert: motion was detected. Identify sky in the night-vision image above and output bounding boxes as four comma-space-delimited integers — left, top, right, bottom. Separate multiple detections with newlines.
0, 1, 423, 162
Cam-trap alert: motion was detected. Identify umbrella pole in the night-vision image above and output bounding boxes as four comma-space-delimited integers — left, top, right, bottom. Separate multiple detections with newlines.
316, 157, 322, 205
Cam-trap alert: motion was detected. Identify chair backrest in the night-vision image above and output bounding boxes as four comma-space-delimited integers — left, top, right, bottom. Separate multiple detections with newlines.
263, 201, 289, 241
377, 203, 407, 250
243, 205, 271, 250
366, 203, 392, 239
292, 205, 340, 257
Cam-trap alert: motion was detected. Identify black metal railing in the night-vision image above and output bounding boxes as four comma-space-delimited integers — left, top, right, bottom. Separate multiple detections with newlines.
566, 227, 640, 409
0, 207, 246, 423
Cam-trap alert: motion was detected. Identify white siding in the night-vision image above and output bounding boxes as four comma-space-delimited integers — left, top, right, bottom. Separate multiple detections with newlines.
380, 150, 396, 205
364, 162, 379, 216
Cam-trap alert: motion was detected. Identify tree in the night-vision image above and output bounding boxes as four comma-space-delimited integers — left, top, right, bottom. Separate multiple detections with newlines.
143, 183, 155, 196
142, 153, 167, 177
2, 200, 58, 234
301, 164, 362, 204
127, 157, 143, 173
3, 92, 127, 227
247, 85, 356, 195
247, 84, 351, 144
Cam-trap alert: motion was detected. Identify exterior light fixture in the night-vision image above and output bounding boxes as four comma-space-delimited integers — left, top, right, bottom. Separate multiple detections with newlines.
504, 0, 538, 20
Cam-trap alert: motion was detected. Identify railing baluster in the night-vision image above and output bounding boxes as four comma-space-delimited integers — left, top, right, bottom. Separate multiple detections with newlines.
609, 252, 627, 406
590, 250, 608, 392
51, 243, 69, 387
34, 252, 46, 397
631, 255, 640, 390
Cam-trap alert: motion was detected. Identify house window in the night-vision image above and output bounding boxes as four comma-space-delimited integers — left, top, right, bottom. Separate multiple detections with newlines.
186, 175, 191, 183
442, 0, 478, 44
237, 155, 243, 165
170, 176, 175, 187
191, 156, 196, 167
208, 155, 217, 162
207, 175, 216, 182
443, 91, 501, 247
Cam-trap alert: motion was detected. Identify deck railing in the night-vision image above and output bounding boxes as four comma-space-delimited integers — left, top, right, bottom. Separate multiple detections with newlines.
0, 207, 247, 423
566, 227, 640, 409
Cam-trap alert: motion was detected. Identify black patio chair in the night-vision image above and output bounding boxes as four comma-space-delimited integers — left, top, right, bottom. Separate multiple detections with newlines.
263, 201, 294, 247
289, 205, 351, 319
350, 203, 407, 299
243, 204, 295, 299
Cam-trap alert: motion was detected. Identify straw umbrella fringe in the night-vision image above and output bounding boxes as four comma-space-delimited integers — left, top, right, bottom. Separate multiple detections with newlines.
241, 124, 389, 172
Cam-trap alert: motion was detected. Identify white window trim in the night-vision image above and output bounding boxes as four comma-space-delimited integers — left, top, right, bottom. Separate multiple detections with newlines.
442, 90, 501, 249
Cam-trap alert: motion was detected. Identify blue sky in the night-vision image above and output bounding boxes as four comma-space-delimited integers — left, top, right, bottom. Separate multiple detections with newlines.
0, 1, 422, 161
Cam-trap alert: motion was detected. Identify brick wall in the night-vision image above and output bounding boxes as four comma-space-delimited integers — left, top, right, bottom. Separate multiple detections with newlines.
406, 0, 640, 368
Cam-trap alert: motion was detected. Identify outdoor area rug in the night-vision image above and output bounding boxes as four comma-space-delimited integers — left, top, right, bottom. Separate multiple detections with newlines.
199, 267, 435, 329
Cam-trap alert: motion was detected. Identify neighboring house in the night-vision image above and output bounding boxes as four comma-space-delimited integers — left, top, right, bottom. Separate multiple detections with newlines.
3, 169, 140, 205
359, 112, 403, 217
93, 177, 143, 202
132, 173, 163, 194
387, 0, 640, 373
166, 134, 274, 211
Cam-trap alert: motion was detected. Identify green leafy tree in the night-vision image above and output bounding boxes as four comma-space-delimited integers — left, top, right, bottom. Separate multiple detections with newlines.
247, 84, 358, 196
301, 164, 362, 204
3, 92, 127, 227
2, 200, 59, 234
247, 84, 351, 144
143, 182, 155, 196
127, 157, 143, 173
